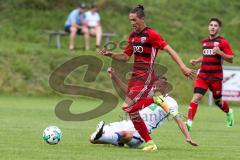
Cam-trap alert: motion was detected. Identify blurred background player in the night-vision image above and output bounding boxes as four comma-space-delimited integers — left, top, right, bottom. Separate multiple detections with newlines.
64, 3, 89, 50
90, 68, 198, 148
100, 5, 195, 151
186, 18, 234, 131
85, 4, 102, 51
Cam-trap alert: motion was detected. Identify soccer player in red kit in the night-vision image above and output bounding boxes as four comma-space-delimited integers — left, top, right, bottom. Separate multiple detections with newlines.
100, 5, 195, 151
186, 18, 234, 131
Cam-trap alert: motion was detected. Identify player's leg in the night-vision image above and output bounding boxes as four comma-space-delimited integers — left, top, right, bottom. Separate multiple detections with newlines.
90, 121, 135, 146
122, 102, 157, 151
122, 97, 154, 113
186, 78, 208, 131
93, 131, 140, 148
121, 82, 152, 144
122, 78, 157, 151
210, 80, 234, 127
118, 131, 133, 143
186, 93, 205, 131
91, 131, 122, 145
90, 121, 122, 145
90, 121, 105, 142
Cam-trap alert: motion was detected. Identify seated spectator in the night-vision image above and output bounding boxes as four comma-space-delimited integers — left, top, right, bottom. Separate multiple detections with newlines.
85, 4, 102, 51
64, 3, 89, 50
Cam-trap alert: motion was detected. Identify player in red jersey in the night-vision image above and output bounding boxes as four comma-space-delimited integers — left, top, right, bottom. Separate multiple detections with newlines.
100, 5, 195, 151
186, 18, 234, 131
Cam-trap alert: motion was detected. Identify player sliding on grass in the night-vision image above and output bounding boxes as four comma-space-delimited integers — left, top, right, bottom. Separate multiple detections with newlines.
186, 18, 235, 131
90, 68, 198, 148
99, 5, 195, 151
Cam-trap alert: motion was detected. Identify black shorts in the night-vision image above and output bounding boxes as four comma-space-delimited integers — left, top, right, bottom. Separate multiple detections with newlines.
64, 25, 83, 35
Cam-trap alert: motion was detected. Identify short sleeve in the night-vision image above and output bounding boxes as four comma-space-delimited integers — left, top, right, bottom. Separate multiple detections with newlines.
221, 39, 234, 55
151, 31, 168, 50
123, 36, 133, 57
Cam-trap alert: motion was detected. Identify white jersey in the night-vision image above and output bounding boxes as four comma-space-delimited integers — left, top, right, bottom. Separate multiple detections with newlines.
85, 11, 100, 27
140, 96, 178, 133
103, 95, 178, 145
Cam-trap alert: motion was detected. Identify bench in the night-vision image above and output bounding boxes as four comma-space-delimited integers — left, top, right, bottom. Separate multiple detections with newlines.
46, 30, 116, 49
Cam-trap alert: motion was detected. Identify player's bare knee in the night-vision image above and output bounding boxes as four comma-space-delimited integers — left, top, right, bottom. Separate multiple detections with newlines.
125, 133, 133, 141
120, 131, 133, 142
192, 94, 203, 103
70, 27, 77, 33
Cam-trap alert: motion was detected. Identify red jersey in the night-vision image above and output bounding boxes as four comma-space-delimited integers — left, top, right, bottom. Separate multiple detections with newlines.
198, 36, 234, 80
124, 27, 168, 79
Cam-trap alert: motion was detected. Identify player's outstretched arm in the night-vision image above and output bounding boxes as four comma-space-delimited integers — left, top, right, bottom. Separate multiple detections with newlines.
107, 67, 128, 95
163, 45, 196, 80
99, 48, 130, 62
173, 114, 198, 147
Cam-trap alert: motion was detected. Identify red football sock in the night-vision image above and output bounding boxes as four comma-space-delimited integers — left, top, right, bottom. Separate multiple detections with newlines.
218, 100, 230, 113
129, 112, 152, 142
123, 97, 154, 113
187, 102, 198, 121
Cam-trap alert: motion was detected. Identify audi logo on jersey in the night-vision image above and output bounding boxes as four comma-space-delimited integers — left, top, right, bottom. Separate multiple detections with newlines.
203, 49, 216, 55
133, 46, 144, 53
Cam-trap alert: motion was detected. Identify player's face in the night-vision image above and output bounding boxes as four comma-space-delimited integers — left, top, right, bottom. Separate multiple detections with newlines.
153, 79, 167, 94
208, 21, 220, 36
129, 13, 145, 32
79, 8, 85, 14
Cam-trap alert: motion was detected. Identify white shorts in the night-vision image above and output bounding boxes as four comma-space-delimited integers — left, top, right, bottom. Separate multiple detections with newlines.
103, 120, 144, 148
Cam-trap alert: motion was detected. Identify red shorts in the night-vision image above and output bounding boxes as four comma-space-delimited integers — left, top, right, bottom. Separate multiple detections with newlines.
127, 78, 154, 103
194, 77, 222, 99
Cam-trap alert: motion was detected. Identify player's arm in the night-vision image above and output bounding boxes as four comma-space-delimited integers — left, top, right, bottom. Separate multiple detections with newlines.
163, 45, 196, 79
213, 47, 233, 63
173, 114, 198, 146
107, 67, 128, 95
99, 48, 130, 62
99, 35, 133, 61
70, 12, 82, 29
190, 56, 203, 66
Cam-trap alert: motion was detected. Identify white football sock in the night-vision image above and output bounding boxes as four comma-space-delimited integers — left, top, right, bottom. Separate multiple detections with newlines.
126, 137, 143, 148
98, 132, 120, 145
187, 119, 193, 125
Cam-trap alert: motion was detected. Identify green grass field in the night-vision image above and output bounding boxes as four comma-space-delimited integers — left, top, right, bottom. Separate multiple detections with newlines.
0, 96, 239, 160
0, 1, 239, 159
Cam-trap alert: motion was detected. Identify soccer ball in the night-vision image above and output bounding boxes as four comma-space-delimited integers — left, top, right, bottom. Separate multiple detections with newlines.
42, 126, 62, 145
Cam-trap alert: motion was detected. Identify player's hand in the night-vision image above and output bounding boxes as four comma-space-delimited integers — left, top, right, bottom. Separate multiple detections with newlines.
186, 139, 198, 147
190, 59, 200, 66
182, 67, 197, 80
213, 47, 221, 55
107, 67, 115, 78
99, 48, 113, 57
